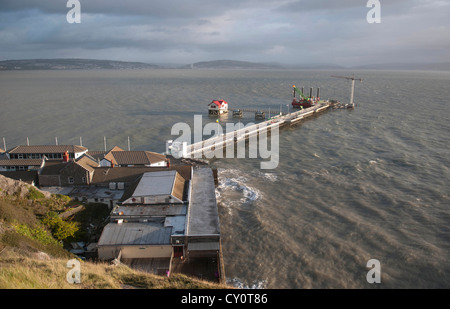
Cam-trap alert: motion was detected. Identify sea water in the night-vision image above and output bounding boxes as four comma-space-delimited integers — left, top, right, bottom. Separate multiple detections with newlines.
1, 69, 449, 288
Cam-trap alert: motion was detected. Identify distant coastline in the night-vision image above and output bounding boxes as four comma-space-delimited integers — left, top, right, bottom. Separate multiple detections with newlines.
1, 58, 450, 71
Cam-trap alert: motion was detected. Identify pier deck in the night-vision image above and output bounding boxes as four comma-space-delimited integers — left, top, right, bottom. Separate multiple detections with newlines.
182, 101, 334, 159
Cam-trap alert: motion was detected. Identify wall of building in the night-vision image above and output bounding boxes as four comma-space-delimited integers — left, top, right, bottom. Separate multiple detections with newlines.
98, 245, 172, 260
38, 175, 61, 187
59, 163, 91, 186
121, 245, 172, 259
97, 246, 121, 260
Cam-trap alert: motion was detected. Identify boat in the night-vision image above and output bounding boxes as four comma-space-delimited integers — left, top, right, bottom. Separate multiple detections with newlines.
232, 109, 243, 118
291, 86, 319, 109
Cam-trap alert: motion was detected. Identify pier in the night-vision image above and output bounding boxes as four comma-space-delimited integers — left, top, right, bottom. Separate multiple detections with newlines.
167, 100, 336, 159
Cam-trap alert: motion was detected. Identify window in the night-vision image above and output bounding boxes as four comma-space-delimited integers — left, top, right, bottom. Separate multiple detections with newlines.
82, 177, 86, 183
68, 177, 74, 184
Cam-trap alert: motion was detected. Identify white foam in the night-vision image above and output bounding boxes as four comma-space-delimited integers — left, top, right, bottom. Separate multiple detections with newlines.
227, 277, 267, 289
216, 169, 262, 204
261, 172, 278, 182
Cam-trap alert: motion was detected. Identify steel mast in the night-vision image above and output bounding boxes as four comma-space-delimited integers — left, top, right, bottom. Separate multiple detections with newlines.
331, 75, 362, 108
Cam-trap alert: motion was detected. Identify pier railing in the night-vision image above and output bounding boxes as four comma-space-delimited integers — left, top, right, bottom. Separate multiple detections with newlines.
183, 101, 331, 158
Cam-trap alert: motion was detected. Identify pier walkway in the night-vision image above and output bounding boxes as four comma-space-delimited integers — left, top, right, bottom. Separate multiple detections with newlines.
168, 101, 334, 159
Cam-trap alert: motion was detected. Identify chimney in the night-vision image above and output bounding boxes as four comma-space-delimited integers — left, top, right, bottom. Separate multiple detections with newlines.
63, 151, 69, 163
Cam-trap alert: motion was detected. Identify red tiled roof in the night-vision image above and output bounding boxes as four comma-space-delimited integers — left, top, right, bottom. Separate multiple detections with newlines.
91, 165, 192, 185
8, 145, 87, 154
209, 100, 227, 107
75, 155, 99, 173
104, 151, 166, 166
0, 158, 45, 166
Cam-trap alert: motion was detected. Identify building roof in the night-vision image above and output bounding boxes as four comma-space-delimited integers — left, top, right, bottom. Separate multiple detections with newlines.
8, 145, 88, 154
39, 161, 67, 175
209, 100, 227, 107
121, 170, 186, 203
133, 171, 177, 196
75, 155, 99, 173
0, 171, 38, 184
91, 165, 192, 185
187, 168, 220, 236
97, 222, 172, 246
108, 151, 166, 166
112, 204, 187, 218
0, 158, 45, 166
88, 146, 124, 164
39, 158, 96, 176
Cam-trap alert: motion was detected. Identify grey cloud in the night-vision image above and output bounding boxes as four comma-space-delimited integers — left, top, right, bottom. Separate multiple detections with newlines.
0, 0, 449, 66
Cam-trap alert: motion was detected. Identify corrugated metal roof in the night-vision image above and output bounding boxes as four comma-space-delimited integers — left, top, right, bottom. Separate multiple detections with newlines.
133, 171, 176, 197
97, 222, 172, 246
122, 170, 185, 203
113, 204, 187, 217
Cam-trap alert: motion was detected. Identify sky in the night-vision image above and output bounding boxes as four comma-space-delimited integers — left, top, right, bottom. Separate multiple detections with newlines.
0, 0, 449, 66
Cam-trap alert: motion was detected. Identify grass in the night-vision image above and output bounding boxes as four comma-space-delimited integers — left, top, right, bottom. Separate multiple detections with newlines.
0, 186, 231, 289
0, 247, 229, 289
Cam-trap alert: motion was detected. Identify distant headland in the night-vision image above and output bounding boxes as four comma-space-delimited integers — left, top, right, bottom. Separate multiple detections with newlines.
1, 58, 449, 71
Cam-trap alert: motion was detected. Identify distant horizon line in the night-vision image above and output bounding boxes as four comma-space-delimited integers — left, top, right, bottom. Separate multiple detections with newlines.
1, 58, 450, 71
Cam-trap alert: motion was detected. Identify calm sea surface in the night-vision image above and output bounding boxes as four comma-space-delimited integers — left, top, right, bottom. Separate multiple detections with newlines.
1, 69, 449, 288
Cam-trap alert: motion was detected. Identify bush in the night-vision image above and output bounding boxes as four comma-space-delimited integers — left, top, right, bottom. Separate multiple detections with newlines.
53, 194, 71, 204
11, 222, 60, 246
42, 212, 79, 242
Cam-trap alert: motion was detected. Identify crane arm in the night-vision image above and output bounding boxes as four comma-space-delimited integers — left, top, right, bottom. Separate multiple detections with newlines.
292, 85, 309, 100
331, 75, 363, 82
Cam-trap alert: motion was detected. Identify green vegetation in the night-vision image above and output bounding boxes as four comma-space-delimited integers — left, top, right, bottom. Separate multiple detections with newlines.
0, 248, 228, 289
41, 212, 79, 242
0, 181, 229, 289
27, 187, 46, 200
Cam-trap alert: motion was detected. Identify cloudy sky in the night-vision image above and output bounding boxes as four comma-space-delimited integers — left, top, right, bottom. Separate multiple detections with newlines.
0, 0, 449, 66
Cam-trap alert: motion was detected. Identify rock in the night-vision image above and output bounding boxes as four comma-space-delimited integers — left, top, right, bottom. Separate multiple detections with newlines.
34, 251, 50, 260
0, 174, 51, 199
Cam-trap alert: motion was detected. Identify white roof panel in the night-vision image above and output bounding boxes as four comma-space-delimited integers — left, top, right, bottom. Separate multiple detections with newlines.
133, 170, 176, 197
